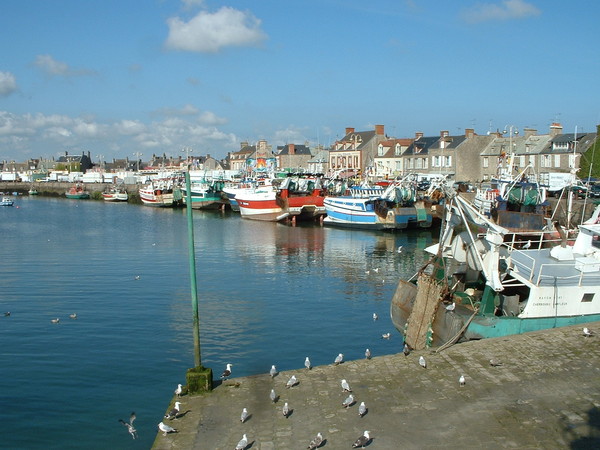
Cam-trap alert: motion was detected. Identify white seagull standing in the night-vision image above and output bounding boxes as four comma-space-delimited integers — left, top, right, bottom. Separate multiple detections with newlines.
270, 365, 278, 378
583, 327, 595, 337
240, 407, 249, 423
459, 375, 466, 387
235, 433, 248, 450
307, 432, 323, 450
341, 379, 352, 392
334, 353, 344, 365
373, 313, 378, 321
419, 356, 427, 369
365, 348, 371, 359
174, 383, 183, 398
164, 401, 181, 420
352, 430, 371, 448
158, 421, 178, 436
286, 375, 297, 388
118, 412, 137, 439
342, 394, 355, 408
305, 357, 312, 370
270, 389, 278, 403
522, 240, 532, 249
403, 343, 411, 356
220, 363, 233, 379
445, 302, 456, 312
282, 402, 290, 418
397, 245, 403, 253
358, 401, 367, 417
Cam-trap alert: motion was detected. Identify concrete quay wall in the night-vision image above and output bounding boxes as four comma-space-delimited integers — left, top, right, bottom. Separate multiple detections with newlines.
153, 323, 600, 450
0, 181, 143, 203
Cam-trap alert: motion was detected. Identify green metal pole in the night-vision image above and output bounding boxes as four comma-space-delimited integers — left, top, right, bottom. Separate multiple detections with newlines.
185, 171, 201, 367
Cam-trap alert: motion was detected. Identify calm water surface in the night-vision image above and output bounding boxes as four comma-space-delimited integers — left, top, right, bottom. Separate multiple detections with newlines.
0, 196, 436, 449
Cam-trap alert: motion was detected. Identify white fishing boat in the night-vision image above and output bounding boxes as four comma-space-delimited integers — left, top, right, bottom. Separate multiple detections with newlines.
1, 196, 14, 206
102, 185, 128, 202
139, 180, 176, 207
391, 190, 600, 350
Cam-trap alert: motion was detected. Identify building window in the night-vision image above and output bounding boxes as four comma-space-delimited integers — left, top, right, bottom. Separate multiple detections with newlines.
554, 154, 560, 168
424, 157, 428, 169
395, 160, 402, 171
529, 156, 535, 167
416, 158, 422, 169
483, 157, 489, 168
445, 156, 452, 167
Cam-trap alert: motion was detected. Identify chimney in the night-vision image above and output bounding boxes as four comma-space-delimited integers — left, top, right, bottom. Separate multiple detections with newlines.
345, 127, 355, 136
440, 130, 449, 137
240, 141, 248, 149
549, 122, 563, 137
289, 144, 295, 155
524, 128, 537, 138
375, 124, 384, 135
465, 128, 475, 138
415, 132, 424, 140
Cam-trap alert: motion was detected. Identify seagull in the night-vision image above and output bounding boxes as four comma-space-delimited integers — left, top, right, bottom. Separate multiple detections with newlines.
352, 430, 372, 448
403, 343, 411, 357
365, 348, 371, 359
459, 375, 466, 387
358, 401, 367, 417
373, 313, 378, 321
522, 240, 532, 249
286, 375, 297, 388
51, 318, 59, 324
373, 267, 380, 273
381, 332, 391, 339
445, 302, 456, 312
419, 355, 427, 369
341, 379, 352, 392
221, 363, 233, 379
307, 432, 323, 450
69, 313, 77, 319
134, 275, 141, 280
334, 353, 344, 365
270, 365, 278, 378
365, 270, 370, 275
397, 245, 403, 253
118, 412, 137, 439
342, 394, 355, 408
282, 402, 290, 418
270, 389, 278, 403
158, 421, 177, 436
489, 359, 503, 367
240, 407, 249, 423
235, 433, 248, 450
4, 312, 10, 317
305, 357, 312, 370
583, 327, 595, 337
164, 401, 181, 420
174, 383, 183, 398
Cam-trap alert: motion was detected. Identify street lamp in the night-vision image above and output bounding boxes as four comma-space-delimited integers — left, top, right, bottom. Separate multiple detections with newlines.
182, 147, 194, 170
132, 152, 143, 173
501, 125, 519, 176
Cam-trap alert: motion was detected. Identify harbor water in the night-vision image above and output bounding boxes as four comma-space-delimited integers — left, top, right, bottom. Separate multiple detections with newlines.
0, 196, 435, 449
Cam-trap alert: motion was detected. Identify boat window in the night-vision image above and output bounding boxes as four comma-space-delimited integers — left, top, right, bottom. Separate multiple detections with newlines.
581, 293, 594, 303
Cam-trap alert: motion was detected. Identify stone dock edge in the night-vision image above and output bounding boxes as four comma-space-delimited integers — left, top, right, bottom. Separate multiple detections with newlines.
153, 323, 600, 449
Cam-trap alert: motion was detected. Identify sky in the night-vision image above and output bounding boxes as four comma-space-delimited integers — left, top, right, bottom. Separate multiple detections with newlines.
1, 0, 599, 163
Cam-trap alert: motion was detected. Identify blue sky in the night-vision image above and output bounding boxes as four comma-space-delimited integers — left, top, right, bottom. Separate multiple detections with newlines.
1, 0, 598, 163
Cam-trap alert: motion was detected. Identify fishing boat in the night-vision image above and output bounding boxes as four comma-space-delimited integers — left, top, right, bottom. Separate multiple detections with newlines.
1, 196, 14, 206
102, 185, 128, 202
223, 178, 274, 212
181, 180, 225, 210
28, 183, 38, 195
236, 175, 326, 222
139, 180, 176, 207
390, 192, 600, 350
323, 179, 432, 230
65, 184, 90, 199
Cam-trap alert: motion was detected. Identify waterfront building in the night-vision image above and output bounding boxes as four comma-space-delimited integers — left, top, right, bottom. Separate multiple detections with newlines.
374, 138, 413, 179
276, 143, 313, 173
329, 125, 387, 178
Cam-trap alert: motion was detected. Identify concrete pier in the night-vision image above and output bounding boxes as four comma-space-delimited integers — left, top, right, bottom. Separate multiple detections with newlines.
152, 323, 600, 449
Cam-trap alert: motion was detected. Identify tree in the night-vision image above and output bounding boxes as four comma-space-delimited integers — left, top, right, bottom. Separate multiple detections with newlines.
578, 125, 600, 180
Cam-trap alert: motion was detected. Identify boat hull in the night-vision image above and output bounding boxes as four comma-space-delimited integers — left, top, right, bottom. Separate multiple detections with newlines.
102, 193, 128, 202
65, 193, 90, 199
390, 277, 600, 347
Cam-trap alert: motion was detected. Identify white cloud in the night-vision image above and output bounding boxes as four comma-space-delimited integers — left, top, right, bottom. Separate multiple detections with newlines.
198, 111, 227, 126
462, 0, 541, 23
115, 119, 146, 135
33, 54, 96, 77
181, 0, 204, 9
165, 6, 267, 53
0, 71, 17, 97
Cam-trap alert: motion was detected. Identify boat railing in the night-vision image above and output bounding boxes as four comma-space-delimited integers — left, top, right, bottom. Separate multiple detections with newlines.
536, 264, 590, 287
509, 250, 537, 281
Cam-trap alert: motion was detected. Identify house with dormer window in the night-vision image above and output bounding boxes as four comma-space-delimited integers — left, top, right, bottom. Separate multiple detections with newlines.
329, 125, 387, 177
374, 138, 413, 178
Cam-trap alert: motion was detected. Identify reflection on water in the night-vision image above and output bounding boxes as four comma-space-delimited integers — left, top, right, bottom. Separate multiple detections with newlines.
0, 197, 437, 449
